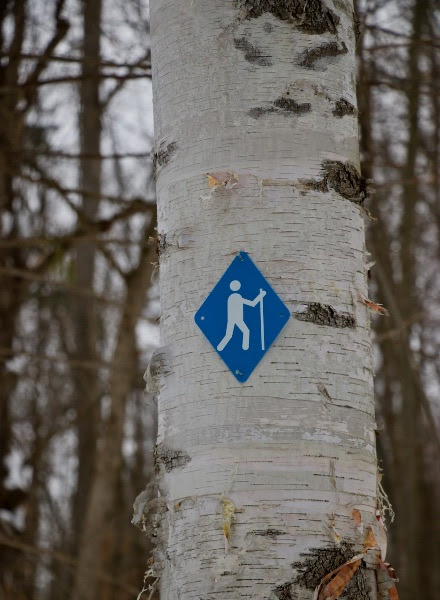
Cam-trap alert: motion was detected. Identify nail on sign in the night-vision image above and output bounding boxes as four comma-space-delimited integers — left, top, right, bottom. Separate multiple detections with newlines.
194, 252, 290, 382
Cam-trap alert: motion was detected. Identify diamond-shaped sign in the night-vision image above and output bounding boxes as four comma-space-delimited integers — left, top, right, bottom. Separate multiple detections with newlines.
194, 252, 290, 382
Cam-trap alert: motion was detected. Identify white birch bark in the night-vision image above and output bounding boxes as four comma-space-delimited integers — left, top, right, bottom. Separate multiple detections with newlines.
146, 1, 379, 598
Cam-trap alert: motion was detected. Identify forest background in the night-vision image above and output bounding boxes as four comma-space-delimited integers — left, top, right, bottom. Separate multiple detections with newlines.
0, 1, 438, 600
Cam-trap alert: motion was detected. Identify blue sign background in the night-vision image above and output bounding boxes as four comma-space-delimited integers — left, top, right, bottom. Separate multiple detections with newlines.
194, 252, 290, 382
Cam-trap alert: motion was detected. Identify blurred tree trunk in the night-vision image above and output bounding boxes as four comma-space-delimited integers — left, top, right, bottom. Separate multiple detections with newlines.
72, 223, 156, 600
0, 0, 27, 520
358, 1, 439, 599
147, 1, 381, 598
71, 0, 102, 550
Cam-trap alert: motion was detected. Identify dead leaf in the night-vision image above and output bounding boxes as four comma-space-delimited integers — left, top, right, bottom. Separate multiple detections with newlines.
315, 555, 363, 600
364, 526, 379, 551
352, 509, 362, 525
207, 172, 239, 189
357, 291, 390, 316
388, 586, 399, 599
221, 497, 236, 553
328, 524, 342, 545
207, 174, 222, 189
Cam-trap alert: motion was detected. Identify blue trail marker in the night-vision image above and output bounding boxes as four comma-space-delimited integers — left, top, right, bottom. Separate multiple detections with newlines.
194, 252, 290, 382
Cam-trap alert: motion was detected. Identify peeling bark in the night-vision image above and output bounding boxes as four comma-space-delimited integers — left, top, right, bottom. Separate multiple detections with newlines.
295, 302, 356, 328
299, 41, 348, 68
238, 0, 339, 35
292, 543, 371, 600
143, 346, 171, 395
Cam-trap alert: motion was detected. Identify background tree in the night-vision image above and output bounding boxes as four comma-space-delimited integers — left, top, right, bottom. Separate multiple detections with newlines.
0, 1, 157, 598
357, 1, 440, 598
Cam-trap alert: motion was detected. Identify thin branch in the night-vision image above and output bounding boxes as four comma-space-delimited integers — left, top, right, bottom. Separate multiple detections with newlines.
0, 266, 124, 306
18, 149, 151, 160
0, 235, 154, 249
0, 346, 154, 372
18, 170, 155, 207
0, 51, 151, 69
0, 535, 139, 596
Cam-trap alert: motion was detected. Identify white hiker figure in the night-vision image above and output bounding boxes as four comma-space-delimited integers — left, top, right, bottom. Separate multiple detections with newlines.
217, 280, 266, 352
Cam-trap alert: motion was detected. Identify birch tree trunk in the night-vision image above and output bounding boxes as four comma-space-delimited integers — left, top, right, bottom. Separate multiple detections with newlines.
147, 1, 381, 598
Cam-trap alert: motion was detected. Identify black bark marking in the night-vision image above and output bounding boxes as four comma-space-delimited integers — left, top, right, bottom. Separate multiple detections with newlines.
273, 582, 295, 599
333, 97, 356, 117
154, 444, 191, 474
353, 10, 362, 40
234, 36, 273, 65
152, 141, 177, 178
323, 161, 367, 203
292, 543, 371, 600
301, 161, 368, 206
295, 303, 355, 328
157, 233, 167, 255
252, 528, 286, 538
317, 383, 332, 402
299, 41, 348, 68
238, 0, 339, 35
249, 95, 311, 119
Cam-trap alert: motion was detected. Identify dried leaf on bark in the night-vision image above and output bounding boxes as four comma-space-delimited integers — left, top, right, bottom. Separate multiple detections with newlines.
313, 554, 363, 600
357, 291, 390, 316
387, 586, 399, 599
312, 524, 399, 600
207, 172, 239, 189
352, 509, 362, 525
363, 526, 379, 551
221, 497, 236, 552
